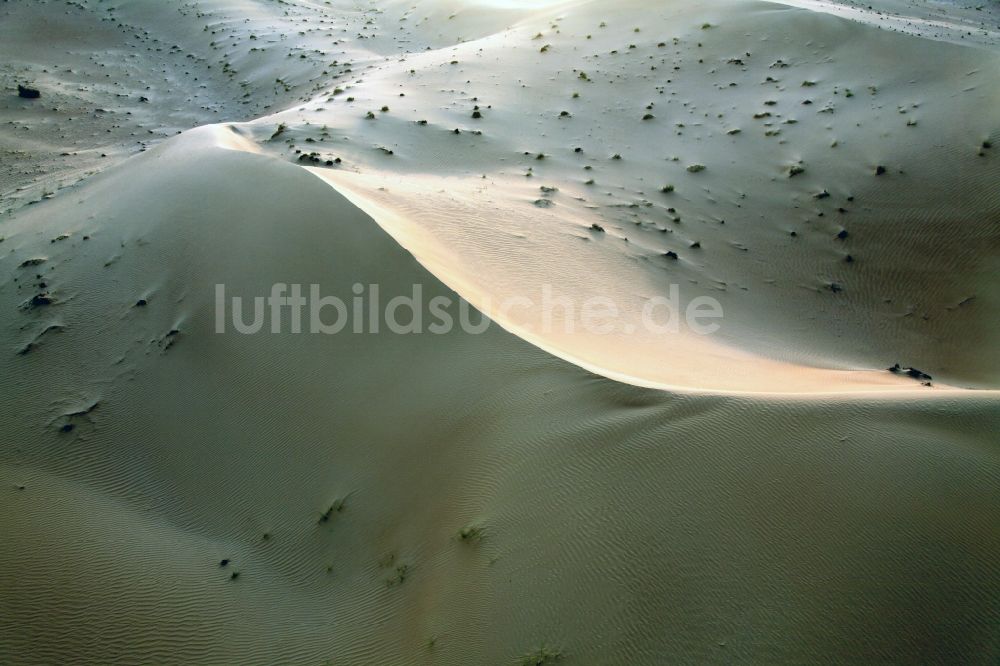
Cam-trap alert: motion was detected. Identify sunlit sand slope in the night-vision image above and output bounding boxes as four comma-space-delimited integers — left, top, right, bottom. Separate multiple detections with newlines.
247, 0, 1000, 391
3, 0, 998, 391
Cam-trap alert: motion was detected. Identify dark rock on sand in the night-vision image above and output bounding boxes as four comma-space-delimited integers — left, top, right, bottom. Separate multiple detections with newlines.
29, 293, 53, 307
887, 364, 933, 381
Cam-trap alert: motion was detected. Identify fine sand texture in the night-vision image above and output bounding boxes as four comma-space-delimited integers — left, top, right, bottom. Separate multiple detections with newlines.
1, 1, 998, 664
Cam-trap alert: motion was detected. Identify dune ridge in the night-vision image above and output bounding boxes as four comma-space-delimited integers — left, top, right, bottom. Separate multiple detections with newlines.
249, 0, 1000, 392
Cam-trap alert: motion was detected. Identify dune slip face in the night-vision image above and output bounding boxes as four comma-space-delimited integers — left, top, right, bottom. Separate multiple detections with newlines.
241, 0, 1000, 392
0, 1, 998, 665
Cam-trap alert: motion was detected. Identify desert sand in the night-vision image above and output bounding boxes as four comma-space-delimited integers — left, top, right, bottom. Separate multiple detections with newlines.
1, 0, 998, 664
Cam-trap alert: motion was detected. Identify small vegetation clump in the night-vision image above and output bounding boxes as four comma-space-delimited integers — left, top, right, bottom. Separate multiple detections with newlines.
519, 646, 563, 665
318, 497, 347, 524
458, 524, 484, 542
386, 563, 410, 587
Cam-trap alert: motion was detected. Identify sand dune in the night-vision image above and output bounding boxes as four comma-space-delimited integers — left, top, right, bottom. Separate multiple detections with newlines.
243, 0, 1000, 391
1, 1, 998, 664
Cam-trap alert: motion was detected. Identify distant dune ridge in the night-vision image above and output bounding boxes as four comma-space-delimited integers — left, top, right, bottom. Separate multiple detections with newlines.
0, 0, 998, 664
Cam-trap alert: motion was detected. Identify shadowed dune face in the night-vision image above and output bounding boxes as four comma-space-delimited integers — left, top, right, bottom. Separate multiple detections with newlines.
0, 0, 999, 664
0, 131, 998, 665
